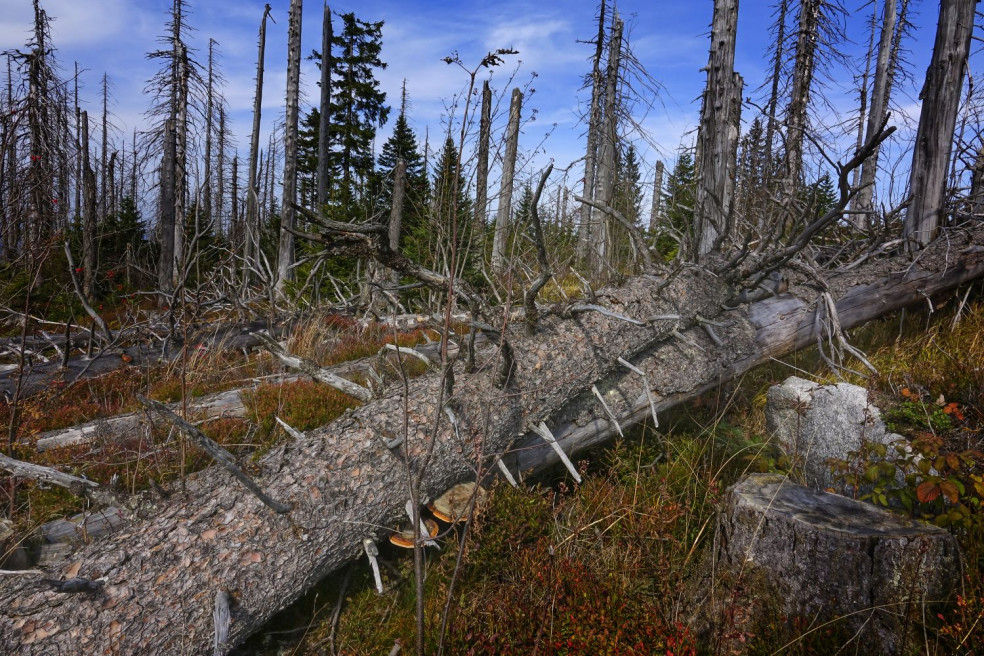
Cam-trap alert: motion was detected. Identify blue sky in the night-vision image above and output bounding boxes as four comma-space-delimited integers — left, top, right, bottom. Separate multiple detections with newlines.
0, 0, 950, 208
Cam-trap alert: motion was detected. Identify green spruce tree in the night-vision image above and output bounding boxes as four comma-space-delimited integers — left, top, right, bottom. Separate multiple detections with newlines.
377, 84, 428, 243
300, 11, 388, 219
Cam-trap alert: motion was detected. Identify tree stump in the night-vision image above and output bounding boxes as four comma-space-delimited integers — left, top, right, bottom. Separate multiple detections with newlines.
687, 474, 960, 655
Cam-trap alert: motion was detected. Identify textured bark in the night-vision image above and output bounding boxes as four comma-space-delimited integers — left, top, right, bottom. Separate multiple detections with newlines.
687, 474, 959, 655
244, 4, 271, 286
276, 0, 303, 295
2, 227, 984, 654
473, 81, 491, 232
648, 159, 664, 233
203, 40, 215, 233
388, 158, 406, 252
905, 0, 974, 249
158, 119, 176, 293
695, 0, 741, 257
577, 0, 607, 266
854, 0, 899, 223
588, 15, 623, 276
491, 88, 521, 274
783, 0, 820, 200
80, 111, 96, 299
316, 3, 332, 209
173, 42, 189, 288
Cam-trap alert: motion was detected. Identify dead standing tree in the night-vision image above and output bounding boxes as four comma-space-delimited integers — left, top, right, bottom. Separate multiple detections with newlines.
275, 0, 302, 296
693, 0, 742, 258
904, 0, 975, 250
243, 4, 272, 288
491, 87, 521, 274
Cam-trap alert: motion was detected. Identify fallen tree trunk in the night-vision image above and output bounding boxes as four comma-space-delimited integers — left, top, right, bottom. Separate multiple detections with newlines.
2, 228, 983, 654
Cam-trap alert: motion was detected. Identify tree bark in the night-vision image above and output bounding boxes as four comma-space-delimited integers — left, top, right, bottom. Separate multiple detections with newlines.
577, 0, 607, 267
783, 0, 820, 201
244, 4, 271, 287
3, 227, 984, 654
686, 474, 959, 655
491, 87, 521, 274
588, 14, 623, 276
316, 3, 332, 209
854, 0, 898, 224
694, 0, 741, 257
276, 0, 303, 296
474, 80, 492, 233
158, 118, 176, 293
648, 159, 664, 233
81, 111, 96, 300
904, 0, 974, 250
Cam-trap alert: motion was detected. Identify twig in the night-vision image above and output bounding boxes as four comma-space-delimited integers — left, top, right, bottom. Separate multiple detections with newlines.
530, 421, 582, 483
253, 331, 373, 402
137, 395, 291, 514
63, 242, 112, 343
591, 384, 624, 437
0, 452, 98, 493
568, 303, 644, 326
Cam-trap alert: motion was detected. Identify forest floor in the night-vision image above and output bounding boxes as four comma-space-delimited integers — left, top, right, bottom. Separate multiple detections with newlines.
240, 293, 984, 655
2, 289, 983, 654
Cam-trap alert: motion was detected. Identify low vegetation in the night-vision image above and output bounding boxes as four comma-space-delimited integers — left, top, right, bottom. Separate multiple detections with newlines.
240, 292, 984, 655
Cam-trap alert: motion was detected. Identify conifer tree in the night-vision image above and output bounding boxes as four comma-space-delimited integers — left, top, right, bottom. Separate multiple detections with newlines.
377, 85, 428, 234
301, 11, 388, 217
425, 136, 472, 277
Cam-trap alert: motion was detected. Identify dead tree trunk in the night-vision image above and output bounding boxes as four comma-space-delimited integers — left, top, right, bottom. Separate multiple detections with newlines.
474, 80, 491, 234
854, 0, 899, 225
694, 0, 741, 258
588, 14, 623, 277
316, 3, 332, 209
244, 4, 271, 288
577, 0, 607, 267
905, 0, 974, 250
648, 159, 664, 233
491, 87, 521, 274
158, 118, 176, 293
783, 0, 820, 201
173, 43, 189, 289
203, 39, 216, 233
80, 111, 96, 299
276, 0, 303, 296
2, 224, 984, 654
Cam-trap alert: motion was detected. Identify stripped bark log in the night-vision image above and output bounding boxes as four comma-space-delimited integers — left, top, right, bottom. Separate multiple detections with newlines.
1, 227, 983, 653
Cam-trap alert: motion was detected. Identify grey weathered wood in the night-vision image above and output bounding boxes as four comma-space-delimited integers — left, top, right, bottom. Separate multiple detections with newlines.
276, 0, 303, 294
577, 0, 607, 266
244, 4, 272, 286
138, 395, 291, 514
694, 0, 741, 257
905, 0, 975, 249
253, 331, 372, 401
587, 14, 623, 275
473, 81, 492, 232
854, 0, 899, 223
783, 0, 820, 199
686, 474, 959, 655
0, 453, 98, 493
491, 88, 521, 274
316, 2, 332, 209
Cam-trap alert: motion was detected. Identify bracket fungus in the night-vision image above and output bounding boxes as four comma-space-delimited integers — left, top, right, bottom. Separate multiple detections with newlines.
427, 482, 486, 524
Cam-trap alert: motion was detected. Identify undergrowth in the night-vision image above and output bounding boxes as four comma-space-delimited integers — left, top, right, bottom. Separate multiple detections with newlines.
253, 292, 984, 655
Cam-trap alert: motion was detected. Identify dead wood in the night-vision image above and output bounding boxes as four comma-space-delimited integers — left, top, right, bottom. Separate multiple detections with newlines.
0, 227, 982, 654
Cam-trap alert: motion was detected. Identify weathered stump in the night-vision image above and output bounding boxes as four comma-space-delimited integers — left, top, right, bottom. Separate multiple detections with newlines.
687, 474, 960, 655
